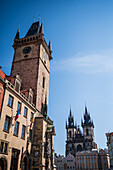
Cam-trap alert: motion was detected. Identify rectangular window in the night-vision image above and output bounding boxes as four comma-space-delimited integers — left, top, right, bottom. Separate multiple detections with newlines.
4, 143, 8, 154
8, 95, 13, 107
4, 116, 10, 132
21, 125, 26, 139
24, 107, 27, 118
17, 102, 21, 114
0, 142, 4, 153
30, 112, 33, 121
14, 122, 19, 136
42, 77, 45, 88
29, 129, 32, 141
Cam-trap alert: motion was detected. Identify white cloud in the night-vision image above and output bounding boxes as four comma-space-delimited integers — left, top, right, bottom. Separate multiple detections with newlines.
52, 49, 113, 74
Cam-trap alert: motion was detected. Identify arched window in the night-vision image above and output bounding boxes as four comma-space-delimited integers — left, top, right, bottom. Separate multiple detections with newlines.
69, 131, 71, 138
86, 128, 89, 136
77, 144, 82, 152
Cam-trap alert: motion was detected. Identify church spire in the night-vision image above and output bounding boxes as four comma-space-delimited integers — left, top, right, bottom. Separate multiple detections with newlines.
15, 28, 19, 39
48, 40, 52, 51
39, 23, 44, 34
70, 106, 72, 117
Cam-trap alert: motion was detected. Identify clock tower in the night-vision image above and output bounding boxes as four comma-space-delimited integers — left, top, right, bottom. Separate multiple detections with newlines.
11, 20, 52, 112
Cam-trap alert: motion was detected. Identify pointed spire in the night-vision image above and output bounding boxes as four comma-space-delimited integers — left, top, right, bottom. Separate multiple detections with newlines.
48, 40, 52, 51
85, 105, 88, 114
70, 107, 72, 117
66, 120, 67, 128
39, 23, 44, 34
15, 27, 19, 39
81, 118, 83, 126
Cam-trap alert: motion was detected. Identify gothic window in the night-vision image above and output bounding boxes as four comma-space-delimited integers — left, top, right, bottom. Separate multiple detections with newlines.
8, 95, 13, 108
4, 115, 10, 132
69, 131, 71, 138
86, 128, 89, 136
77, 144, 82, 152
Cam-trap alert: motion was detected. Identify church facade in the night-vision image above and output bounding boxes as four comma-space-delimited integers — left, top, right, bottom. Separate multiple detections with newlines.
66, 106, 97, 156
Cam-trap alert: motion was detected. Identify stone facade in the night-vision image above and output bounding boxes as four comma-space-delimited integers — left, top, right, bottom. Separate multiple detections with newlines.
11, 22, 52, 112
0, 74, 36, 170
55, 153, 76, 170
66, 107, 97, 156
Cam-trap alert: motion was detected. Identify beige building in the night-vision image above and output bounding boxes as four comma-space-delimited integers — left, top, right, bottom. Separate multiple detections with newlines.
55, 153, 76, 170
76, 149, 110, 170
0, 74, 37, 170
76, 150, 99, 170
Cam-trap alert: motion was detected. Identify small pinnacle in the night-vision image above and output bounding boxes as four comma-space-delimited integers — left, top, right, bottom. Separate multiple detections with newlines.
38, 15, 41, 21
33, 17, 35, 22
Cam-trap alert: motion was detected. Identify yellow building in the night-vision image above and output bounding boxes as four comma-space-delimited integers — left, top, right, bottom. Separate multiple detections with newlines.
0, 74, 36, 170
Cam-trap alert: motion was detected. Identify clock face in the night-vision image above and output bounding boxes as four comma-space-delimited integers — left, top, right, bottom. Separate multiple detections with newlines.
22, 46, 31, 54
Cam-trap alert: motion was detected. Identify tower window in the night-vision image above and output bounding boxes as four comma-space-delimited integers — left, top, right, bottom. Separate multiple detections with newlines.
42, 77, 45, 88
86, 129, 89, 136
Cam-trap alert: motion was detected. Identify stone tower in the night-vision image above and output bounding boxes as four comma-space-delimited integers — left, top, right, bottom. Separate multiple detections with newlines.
81, 106, 95, 150
11, 20, 52, 112
66, 106, 97, 157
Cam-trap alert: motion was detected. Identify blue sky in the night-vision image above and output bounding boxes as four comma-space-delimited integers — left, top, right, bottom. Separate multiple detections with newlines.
1, 0, 113, 155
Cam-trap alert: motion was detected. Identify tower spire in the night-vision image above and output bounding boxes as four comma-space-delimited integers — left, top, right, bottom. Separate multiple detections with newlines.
49, 40, 52, 51
39, 23, 44, 34
15, 26, 20, 39
70, 106, 72, 117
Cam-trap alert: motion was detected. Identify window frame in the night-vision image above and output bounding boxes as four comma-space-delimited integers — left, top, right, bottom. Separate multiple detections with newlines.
42, 77, 45, 88
13, 121, 19, 137
4, 115, 10, 132
23, 107, 27, 118
17, 101, 21, 114
8, 95, 14, 108
21, 125, 26, 139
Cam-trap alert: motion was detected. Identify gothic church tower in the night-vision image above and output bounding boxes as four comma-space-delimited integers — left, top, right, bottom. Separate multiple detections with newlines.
11, 20, 52, 112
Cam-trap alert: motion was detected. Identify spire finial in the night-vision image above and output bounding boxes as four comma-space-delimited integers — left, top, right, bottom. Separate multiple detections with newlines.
70, 106, 72, 117
38, 15, 41, 21
33, 17, 35, 23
